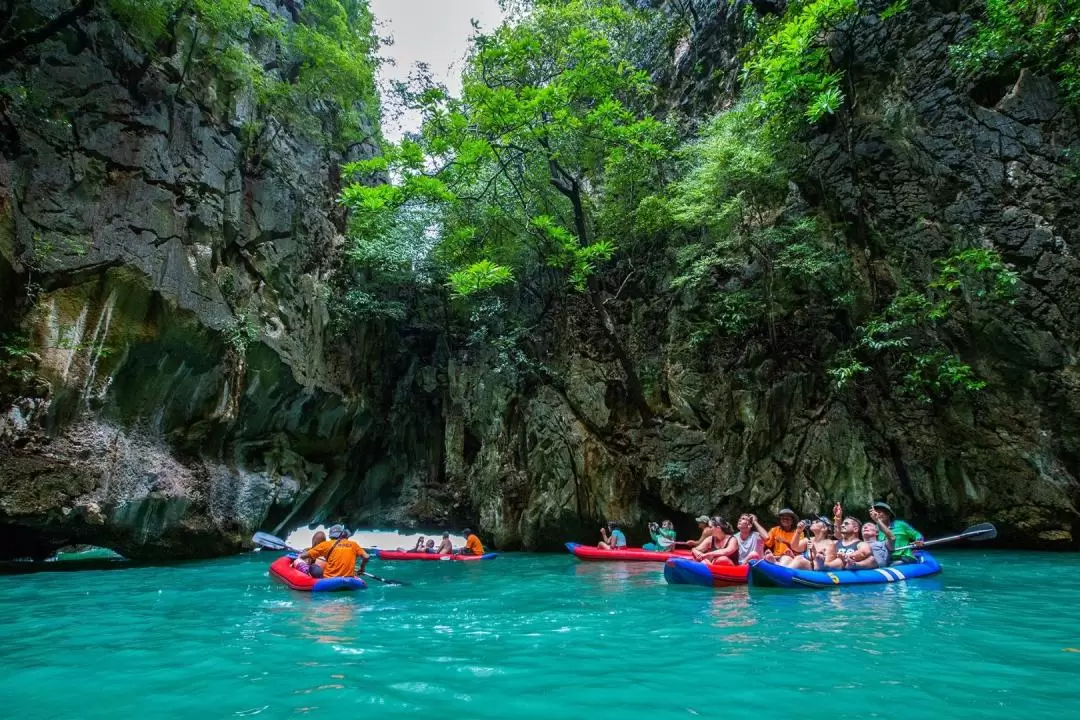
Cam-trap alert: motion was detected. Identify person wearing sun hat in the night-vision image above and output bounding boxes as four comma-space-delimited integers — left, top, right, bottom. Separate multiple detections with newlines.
870, 501, 923, 564
679, 515, 712, 549
751, 508, 808, 567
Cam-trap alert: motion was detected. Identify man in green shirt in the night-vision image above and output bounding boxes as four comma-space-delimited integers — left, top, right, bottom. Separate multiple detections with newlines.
871, 502, 924, 564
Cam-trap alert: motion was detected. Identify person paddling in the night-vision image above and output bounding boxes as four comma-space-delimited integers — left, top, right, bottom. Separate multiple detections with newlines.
298, 525, 367, 578
437, 532, 453, 555
461, 528, 486, 555
871, 502, 923, 564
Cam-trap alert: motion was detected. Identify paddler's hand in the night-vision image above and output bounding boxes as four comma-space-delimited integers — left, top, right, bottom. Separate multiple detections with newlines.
913, 540, 924, 549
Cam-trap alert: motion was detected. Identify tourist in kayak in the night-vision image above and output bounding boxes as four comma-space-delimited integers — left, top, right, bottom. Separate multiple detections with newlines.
693, 517, 738, 565
788, 516, 836, 571
424, 538, 437, 554
871, 502, 922, 563
735, 513, 764, 564
412, 536, 426, 552
598, 521, 627, 550
437, 532, 453, 555
828, 513, 868, 569
686, 515, 712, 548
461, 528, 486, 555
752, 509, 806, 566
297, 525, 368, 578
291, 530, 328, 577
643, 520, 676, 552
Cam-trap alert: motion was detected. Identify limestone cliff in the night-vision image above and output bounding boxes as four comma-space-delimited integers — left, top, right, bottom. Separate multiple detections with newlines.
440, 0, 1080, 550
2, 0, 1079, 559
0, 0, 446, 560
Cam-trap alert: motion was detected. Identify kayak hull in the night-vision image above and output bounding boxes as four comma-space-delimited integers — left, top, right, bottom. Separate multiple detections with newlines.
374, 550, 498, 561
663, 558, 749, 587
566, 542, 692, 562
748, 552, 941, 589
269, 556, 366, 592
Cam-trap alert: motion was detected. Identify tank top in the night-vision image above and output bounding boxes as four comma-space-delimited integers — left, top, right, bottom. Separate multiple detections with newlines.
737, 533, 762, 563
836, 539, 861, 557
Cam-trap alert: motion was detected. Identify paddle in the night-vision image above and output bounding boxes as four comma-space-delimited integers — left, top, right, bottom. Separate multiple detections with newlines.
894, 522, 997, 552
250, 532, 409, 586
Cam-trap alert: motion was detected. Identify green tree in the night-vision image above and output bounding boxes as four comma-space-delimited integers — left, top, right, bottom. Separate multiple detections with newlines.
341, 0, 672, 420
951, 0, 1080, 103
658, 101, 848, 347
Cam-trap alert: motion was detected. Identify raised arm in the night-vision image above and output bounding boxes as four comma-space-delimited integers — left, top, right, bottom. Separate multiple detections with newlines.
750, 514, 769, 541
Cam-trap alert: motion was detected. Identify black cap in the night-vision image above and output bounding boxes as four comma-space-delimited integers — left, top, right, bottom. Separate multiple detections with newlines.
462, 528, 472, 536
872, 502, 894, 515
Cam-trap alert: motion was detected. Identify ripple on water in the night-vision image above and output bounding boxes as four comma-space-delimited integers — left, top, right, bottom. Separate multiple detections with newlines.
1, 551, 1079, 719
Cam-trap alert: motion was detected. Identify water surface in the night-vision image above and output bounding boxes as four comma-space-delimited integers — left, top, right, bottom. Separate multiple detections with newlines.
1, 551, 1077, 719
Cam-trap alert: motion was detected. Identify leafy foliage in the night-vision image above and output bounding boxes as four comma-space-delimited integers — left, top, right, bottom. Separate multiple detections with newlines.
951, 0, 1080, 103
742, 0, 858, 135
225, 312, 260, 354
828, 248, 1019, 401
339, 0, 671, 301
106, 0, 379, 145
659, 102, 850, 345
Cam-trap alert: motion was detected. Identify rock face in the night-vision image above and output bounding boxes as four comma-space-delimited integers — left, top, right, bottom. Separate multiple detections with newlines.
0, 1, 445, 560
2, 0, 1078, 558
440, 0, 1080, 550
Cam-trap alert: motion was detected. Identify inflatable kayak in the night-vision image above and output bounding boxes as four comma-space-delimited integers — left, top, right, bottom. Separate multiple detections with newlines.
663, 558, 749, 587
374, 550, 498, 561
268, 555, 367, 592
566, 542, 692, 562
748, 552, 942, 589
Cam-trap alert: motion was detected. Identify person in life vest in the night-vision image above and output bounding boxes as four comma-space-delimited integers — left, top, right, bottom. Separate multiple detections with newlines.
298, 525, 368, 578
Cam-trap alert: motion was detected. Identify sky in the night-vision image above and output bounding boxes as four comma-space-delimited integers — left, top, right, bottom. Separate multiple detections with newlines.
369, 0, 507, 141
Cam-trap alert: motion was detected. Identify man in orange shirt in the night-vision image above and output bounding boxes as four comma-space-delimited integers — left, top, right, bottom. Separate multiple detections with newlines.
750, 509, 807, 567
461, 528, 485, 555
298, 525, 368, 578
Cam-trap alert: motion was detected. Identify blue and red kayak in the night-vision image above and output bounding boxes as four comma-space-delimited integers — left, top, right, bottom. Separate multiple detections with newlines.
268, 555, 366, 592
748, 552, 942, 589
663, 558, 749, 586
566, 543, 692, 562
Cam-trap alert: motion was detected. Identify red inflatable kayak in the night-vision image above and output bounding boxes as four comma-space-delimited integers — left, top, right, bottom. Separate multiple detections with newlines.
565, 542, 692, 562
374, 550, 497, 561
268, 555, 366, 592
663, 557, 749, 586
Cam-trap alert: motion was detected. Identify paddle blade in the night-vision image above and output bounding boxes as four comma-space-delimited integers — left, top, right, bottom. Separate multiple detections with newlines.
361, 571, 409, 587
963, 522, 997, 541
252, 531, 291, 551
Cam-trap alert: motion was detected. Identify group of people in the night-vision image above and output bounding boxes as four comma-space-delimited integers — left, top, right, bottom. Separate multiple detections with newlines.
291, 525, 368, 579
599, 501, 924, 570
289, 527, 487, 579
400, 529, 486, 556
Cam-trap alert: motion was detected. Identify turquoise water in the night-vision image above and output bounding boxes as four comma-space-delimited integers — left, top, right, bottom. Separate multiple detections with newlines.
2, 550, 1078, 719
